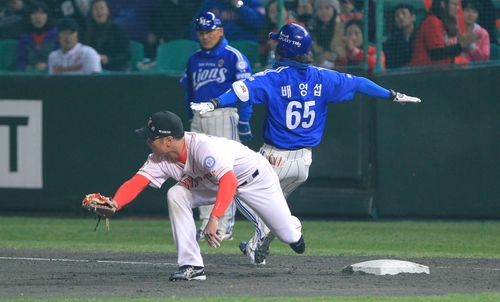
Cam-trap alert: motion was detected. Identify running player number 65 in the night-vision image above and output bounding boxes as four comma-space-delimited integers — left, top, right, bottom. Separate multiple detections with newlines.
286, 101, 316, 129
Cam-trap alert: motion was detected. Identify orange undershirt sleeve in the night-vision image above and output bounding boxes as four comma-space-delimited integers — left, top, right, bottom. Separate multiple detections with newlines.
112, 174, 151, 210
211, 170, 238, 218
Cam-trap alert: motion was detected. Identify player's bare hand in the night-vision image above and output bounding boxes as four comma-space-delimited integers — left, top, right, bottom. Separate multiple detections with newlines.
204, 215, 221, 248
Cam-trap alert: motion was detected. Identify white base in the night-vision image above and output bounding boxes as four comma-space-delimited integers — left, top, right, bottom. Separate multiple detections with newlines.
342, 259, 430, 275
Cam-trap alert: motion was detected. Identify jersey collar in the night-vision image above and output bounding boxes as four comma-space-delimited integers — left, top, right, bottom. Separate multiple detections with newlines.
273, 58, 310, 70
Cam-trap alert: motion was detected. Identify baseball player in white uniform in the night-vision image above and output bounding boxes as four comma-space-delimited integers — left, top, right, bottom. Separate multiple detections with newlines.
108, 110, 305, 281
48, 18, 102, 75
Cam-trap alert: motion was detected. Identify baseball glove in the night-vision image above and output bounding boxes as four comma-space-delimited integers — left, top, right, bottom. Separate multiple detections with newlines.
82, 193, 118, 231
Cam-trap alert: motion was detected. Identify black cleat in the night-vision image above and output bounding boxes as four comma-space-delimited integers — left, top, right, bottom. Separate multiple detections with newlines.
239, 241, 248, 255
169, 265, 206, 281
289, 234, 305, 254
255, 233, 276, 264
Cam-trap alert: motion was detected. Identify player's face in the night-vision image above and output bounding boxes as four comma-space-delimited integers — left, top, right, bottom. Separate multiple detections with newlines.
58, 30, 79, 53
92, 0, 109, 24
30, 9, 48, 28
196, 28, 224, 49
345, 24, 363, 48
394, 8, 415, 29
146, 136, 171, 158
463, 7, 478, 26
317, 3, 334, 23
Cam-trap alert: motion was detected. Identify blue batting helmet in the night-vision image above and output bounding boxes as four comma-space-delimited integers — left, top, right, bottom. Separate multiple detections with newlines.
195, 12, 222, 31
269, 23, 312, 58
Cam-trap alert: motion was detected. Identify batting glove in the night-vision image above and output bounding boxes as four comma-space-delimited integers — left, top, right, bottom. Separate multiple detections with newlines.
238, 121, 253, 142
390, 89, 421, 104
190, 102, 214, 114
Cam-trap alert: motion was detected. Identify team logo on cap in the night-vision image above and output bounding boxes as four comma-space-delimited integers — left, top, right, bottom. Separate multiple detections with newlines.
204, 156, 216, 169
198, 17, 209, 26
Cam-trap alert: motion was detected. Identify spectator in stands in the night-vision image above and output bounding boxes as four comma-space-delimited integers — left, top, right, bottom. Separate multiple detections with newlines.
339, 0, 363, 23
84, 0, 130, 71
17, 0, 58, 71
460, 0, 489, 62
193, 0, 265, 43
308, 0, 346, 69
476, 0, 496, 45
105, 0, 155, 46
335, 19, 385, 73
45, 0, 90, 32
287, 0, 315, 25
383, 4, 417, 69
0, 0, 29, 40
48, 17, 101, 74
146, 0, 204, 59
408, 0, 482, 67
258, 0, 305, 67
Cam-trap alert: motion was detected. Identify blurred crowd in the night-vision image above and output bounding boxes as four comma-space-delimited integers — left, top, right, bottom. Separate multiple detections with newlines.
0, 0, 499, 74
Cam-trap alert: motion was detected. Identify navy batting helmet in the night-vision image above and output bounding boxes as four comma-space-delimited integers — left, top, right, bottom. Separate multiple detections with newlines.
195, 12, 222, 31
269, 23, 311, 58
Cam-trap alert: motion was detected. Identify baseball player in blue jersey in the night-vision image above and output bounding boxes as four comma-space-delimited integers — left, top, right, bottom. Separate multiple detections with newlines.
192, 23, 421, 264
181, 12, 254, 242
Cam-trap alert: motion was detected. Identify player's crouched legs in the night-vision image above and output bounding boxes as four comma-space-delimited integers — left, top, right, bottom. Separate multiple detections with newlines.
167, 185, 205, 281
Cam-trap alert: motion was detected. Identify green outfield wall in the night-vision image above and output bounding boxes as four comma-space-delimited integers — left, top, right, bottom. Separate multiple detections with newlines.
0, 66, 499, 219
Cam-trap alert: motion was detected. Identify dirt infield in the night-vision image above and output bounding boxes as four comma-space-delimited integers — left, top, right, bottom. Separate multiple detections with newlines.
1, 248, 499, 299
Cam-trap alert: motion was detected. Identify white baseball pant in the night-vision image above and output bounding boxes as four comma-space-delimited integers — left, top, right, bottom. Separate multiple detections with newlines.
236, 143, 312, 262
166, 155, 302, 268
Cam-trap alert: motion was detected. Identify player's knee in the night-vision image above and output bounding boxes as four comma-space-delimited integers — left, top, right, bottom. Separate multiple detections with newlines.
167, 186, 187, 208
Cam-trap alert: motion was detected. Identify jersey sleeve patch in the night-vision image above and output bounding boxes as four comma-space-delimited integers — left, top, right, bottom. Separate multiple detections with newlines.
236, 59, 248, 71
204, 156, 216, 169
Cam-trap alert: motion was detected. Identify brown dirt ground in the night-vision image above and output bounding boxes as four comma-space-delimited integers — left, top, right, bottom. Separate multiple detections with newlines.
1, 248, 499, 299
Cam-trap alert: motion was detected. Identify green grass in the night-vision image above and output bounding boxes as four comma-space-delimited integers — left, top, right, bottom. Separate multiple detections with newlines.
1, 217, 500, 302
1, 217, 499, 258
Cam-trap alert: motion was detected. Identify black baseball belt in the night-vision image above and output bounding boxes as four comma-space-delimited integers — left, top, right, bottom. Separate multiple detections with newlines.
240, 169, 259, 186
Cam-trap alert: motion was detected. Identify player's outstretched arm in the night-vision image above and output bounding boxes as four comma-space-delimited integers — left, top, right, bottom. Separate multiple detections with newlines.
357, 77, 421, 104
190, 87, 241, 114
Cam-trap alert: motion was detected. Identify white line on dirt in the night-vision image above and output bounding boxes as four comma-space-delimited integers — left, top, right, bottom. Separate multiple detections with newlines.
0, 256, 176, 266
433, 266, 500, 271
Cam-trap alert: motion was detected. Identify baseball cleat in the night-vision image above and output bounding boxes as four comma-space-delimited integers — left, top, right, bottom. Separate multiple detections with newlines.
254, 232, 276, 264
196, 229, 206, 241
289, 234, 305, 254
239, 241, 248, 255
216, 230, 233, 241
169, 265, 206, 281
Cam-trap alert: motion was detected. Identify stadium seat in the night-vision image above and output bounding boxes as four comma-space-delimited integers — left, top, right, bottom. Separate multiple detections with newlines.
0, 39, 19, 71
490, 44, 500, 61
228, 40, 260, 68
129, 40, 144, 71
156, 39, 199, 73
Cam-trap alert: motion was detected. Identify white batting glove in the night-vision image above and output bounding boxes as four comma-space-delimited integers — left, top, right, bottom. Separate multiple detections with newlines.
390, 89, 421, 104
190, 102, 215, 114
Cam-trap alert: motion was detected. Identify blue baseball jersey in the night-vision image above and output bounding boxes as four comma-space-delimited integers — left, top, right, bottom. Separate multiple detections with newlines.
241, 61, 361, 150
181, 38, 252, 121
